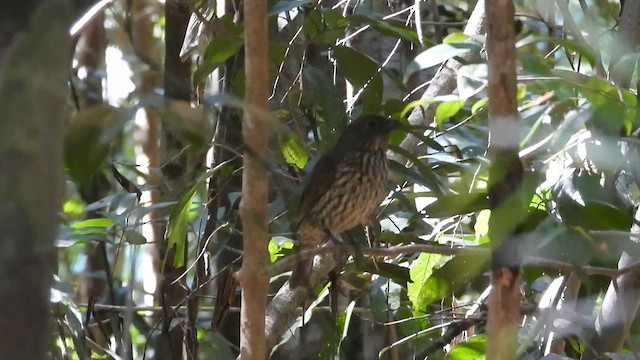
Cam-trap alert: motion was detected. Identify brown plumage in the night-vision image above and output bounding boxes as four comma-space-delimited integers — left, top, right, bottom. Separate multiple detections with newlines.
289, 114, 401, 287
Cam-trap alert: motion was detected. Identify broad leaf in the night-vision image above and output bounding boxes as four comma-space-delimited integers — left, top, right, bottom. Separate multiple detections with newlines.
64, 104, 121, 184
449, 335, 486, 360
405, 42, 481, 81
333, 45, 383, 113
166, 185, 198, 267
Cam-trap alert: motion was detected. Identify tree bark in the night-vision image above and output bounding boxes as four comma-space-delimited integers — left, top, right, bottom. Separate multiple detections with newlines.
238, 0, 270, 358
207, 2, 245, 352
485, 1, 522, 360
156, 0, 194, 358
0, 1, 71, 359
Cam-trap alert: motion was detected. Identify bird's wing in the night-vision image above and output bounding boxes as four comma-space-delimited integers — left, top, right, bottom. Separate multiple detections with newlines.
299, 152, 339, 217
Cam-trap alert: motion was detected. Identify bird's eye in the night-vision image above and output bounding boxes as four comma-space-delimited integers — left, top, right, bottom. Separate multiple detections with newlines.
367, 120, 376, 128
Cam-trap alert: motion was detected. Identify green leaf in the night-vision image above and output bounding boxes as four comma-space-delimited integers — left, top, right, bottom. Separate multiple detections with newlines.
161, 101, 213, 151
517, 36, 596, 67
269, 236, 294, 263
424, 192, 489, 217
333, 46, 380, 86
449, 335, 486, 360
413, 250, 489, 312
64, 104, 121, 184
123, 229, 147, 245
471, 98, 488, 114
408, 253, 448, 314
443, 32, 470, 44
336, 301, 356, 355
435, 100, 465, 127
303, 8, 347, 44
358, 261, 411, 284
348, 16, 420, 43
166, 185, 198, 267
517, 84, 527, 100
401, 127, 444, 152
193, 38, 243, 86
71, 218, 116, 231
333, 45, 383, 113
404, 42, 480, 81
388, 152, 445, 196
280, 134, 308, 169
474, 209, 490, 243
301, 65, 346, 125
71, 218, 116, 228
193, 15, 244, 85
63, 198, 85, 216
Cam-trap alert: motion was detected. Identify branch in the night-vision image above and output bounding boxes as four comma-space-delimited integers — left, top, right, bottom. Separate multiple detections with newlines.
390, 0, 486, 166
265, 253, 338, 354
266, 243, 487, 277
267, 242, 640, 279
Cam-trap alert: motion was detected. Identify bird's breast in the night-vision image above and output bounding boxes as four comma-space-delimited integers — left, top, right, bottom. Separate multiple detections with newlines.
308, 151, 389, 234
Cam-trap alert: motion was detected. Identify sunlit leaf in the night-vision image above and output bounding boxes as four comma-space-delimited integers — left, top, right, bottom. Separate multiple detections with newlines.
63, 198, 84, 216
405, 42, 481, 81
71, 218, 116, 231
408, 253, 448, 314
280, 134, 308, 169
337, 301, 356, 355
517, 83, 527, 100
471, 98, 488, 114
449, 335, 486, 360
444, 32, 470, 44
435, 100, 465, 127
269, 236, 295, 263
416, 250, 489, 312
474, 209, 490, 243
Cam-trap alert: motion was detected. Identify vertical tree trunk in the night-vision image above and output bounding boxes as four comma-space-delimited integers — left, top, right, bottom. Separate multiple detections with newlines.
239, 0, 270, 358
0, 1, 71, 359
157, 0, 194, 358
485, 1, 522, 360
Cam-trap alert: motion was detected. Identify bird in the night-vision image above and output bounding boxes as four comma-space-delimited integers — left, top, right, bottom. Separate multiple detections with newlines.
289, 114, 401, 288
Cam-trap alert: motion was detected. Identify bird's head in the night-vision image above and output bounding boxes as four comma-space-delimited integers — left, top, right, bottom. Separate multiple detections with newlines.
334, 114, 402, 152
